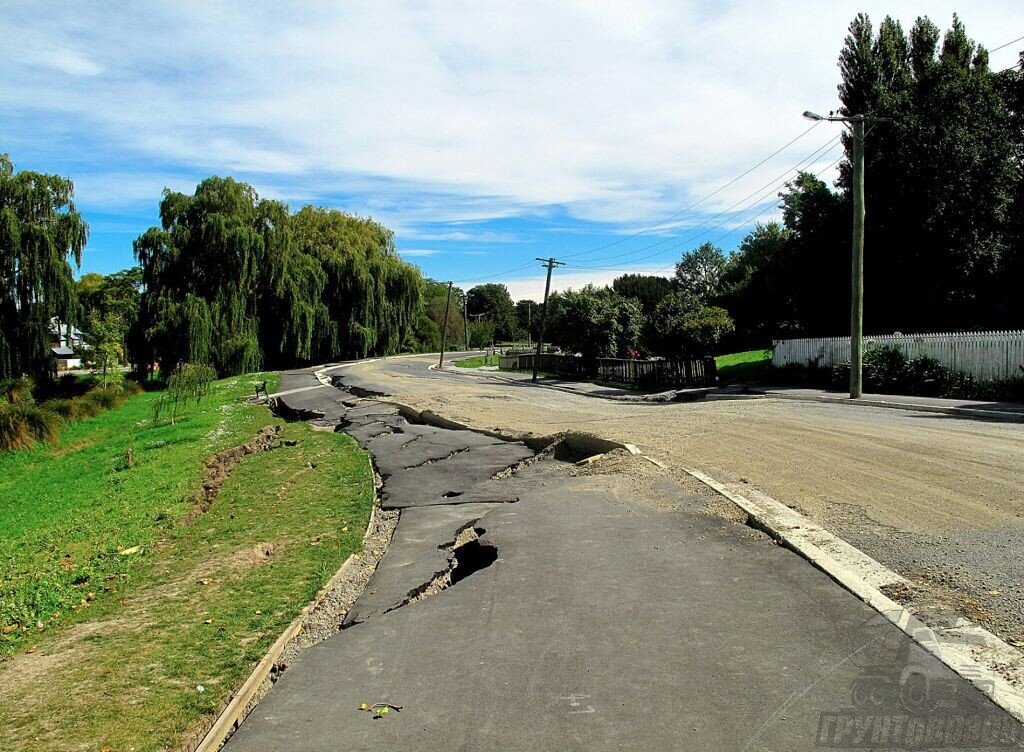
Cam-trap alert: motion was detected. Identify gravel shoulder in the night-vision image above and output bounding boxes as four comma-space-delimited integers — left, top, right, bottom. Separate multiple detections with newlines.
346, 356, 1024, 646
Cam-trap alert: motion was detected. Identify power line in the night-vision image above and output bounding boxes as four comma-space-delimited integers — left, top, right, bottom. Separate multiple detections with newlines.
449, 122, 828, 288
559, 120, 823, 259
643, 153, 847, 278
990, 34, 1024, 53
564, 137, 843, 270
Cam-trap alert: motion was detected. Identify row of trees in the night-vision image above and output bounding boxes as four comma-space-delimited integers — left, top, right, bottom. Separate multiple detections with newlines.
132, 179, 422, 375
415, 15, 1024, 359
1, 165, 426, 381
712, 14, 1023, 344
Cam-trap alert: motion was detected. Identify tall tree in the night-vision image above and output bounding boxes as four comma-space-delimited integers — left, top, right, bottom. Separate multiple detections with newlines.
467, 283, 517, 341
837, 14, 1017, 329
292, 206, 421, 361
611, 274, 673, 316
673, 243, 728, 303
132, 178, 420, 375
553, 286, 644, 365
646, 290, 734, 357
0, 155, 88, 380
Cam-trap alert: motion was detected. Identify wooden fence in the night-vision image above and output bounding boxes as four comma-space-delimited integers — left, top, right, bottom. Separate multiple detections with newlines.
772, 330, 1024, 382
498, 353, 717, 388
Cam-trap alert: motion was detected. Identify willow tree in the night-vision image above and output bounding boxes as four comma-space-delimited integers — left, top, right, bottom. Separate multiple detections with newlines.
292, 206, 421, 361
133, 177, 327, 375
132, 179, 420, 375
0, 154, 89, 380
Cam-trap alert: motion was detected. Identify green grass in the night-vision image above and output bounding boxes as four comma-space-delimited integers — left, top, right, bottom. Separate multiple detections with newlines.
715, 349, 772, 383
0, 373, 376, 751
455, 354, 500, 368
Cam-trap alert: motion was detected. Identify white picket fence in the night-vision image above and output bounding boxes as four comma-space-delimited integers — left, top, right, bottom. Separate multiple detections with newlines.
772, 331, 1024, 382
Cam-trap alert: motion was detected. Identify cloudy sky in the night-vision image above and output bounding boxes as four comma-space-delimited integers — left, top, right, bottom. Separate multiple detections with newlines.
2, 1, 1021, 300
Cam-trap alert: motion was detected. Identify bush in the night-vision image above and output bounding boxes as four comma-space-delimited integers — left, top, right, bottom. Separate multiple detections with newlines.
0, 404, 63, 451
84, 387, 128, 411
70, 395, 103, 419
830, 346, 1024, 401
42, 398, 80, 421
0, 377, 35, 404
120, 380, 144, 396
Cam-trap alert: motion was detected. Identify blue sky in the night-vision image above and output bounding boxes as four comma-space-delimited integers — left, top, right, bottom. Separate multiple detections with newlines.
2, 1, 1021, 300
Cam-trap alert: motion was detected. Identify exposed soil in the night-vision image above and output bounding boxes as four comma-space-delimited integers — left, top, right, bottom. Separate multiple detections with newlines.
188, 425, 286, 521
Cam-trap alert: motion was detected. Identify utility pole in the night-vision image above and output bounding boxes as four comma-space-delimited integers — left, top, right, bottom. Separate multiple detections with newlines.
850, 117, 866, 399
438, 281, 453, 369
803, 110, 890, 399
532, 257, 564, 383
463, 293, 469, 351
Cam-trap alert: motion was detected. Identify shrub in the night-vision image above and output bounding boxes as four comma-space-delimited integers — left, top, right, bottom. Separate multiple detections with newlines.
0, 404, 63, 451
70, 395, 103, 419
43, 398, 80, 421
120, 380, 144, 397
0, 377, 35, 404
84, 387, 127, 411
831, 346, 1024, 401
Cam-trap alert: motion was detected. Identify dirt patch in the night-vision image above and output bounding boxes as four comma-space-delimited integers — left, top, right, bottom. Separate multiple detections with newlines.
187, 425, 287, 522
226, 543, 279, 570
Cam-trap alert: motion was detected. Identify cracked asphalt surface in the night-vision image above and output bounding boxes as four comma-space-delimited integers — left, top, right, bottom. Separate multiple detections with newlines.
223, 362, 1021, 751
338, 355, 1024, 650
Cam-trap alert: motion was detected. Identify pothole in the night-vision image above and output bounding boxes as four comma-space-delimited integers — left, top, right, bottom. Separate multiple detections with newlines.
384, 524, 497, 613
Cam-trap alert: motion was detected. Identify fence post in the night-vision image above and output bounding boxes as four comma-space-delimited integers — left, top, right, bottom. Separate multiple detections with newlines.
702, 356, 717, 386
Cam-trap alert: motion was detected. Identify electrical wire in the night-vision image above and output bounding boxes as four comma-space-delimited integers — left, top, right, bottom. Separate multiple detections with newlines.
991, 34, 1024, 53
564, 136, 842, 270
558, 120, 823, 259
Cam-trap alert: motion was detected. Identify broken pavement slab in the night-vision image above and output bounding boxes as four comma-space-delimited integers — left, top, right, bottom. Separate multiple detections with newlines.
342, 502, 504, 627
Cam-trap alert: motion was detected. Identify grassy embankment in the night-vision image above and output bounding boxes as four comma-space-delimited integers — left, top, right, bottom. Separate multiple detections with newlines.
715, 349, 772, 383
454, 353, 500, 368
0, 373, 375, 751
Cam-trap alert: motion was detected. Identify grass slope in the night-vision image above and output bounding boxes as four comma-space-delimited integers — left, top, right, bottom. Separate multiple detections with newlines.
716, 349, 772, 383
455, 354, 499, 368
0, 374, 376, 751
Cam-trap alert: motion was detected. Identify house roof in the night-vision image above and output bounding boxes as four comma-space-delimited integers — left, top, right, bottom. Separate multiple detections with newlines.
51, 346, 76, 357
49, 317, 85, 339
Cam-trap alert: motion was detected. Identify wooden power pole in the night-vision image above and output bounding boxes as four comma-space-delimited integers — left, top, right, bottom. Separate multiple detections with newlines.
850, 117, 866, 399
438, 281, 453, 369
532, 257, 564, 383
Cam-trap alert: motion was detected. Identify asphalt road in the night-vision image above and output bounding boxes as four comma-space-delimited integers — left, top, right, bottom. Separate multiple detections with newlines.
223, 364, 1022, 751
339, 355, 1024, 649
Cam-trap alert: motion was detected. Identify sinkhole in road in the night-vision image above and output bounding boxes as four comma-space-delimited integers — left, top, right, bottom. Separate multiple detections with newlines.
450, 532, 498, 586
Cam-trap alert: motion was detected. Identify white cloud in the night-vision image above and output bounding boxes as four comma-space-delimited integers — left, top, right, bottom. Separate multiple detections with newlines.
503, 267, 672, 302
1, 0, 1020, 228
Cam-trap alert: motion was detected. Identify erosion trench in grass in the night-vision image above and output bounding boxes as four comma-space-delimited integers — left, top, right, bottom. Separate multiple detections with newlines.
0, 375, 377, 752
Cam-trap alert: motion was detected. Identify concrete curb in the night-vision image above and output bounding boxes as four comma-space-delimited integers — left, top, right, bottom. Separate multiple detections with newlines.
194, 455, 382, 752
680, 466, 1024, 725
761, 390, 1024, 423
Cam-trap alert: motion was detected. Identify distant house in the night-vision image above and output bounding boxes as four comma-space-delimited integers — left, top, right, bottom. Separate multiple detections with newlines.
49, 318, 88, 371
